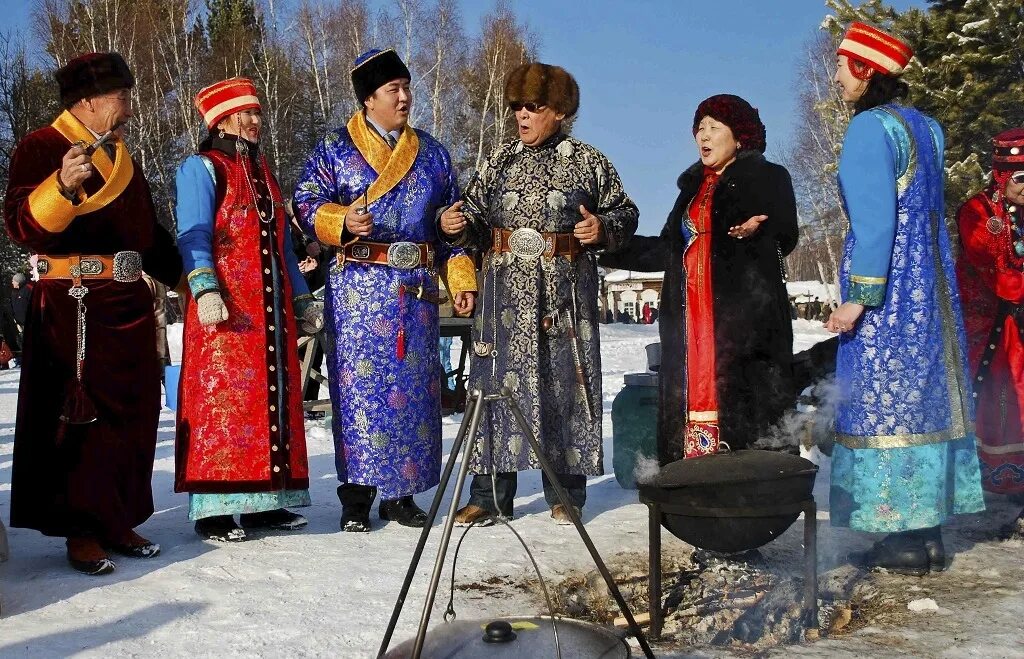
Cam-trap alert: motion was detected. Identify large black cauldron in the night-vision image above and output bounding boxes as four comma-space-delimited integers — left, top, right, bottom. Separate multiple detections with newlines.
638, 450, 817, 554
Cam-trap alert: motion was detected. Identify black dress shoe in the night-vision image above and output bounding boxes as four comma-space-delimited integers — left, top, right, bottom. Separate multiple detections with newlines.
379, 496, 428, 528
240, 508, 308, 531
851, 532, 929, 576
339, 484, 376, 532
108, 541, 161, 559
67, 538, 116, 575
195, 515, 248, 542
69, 555, 117, 575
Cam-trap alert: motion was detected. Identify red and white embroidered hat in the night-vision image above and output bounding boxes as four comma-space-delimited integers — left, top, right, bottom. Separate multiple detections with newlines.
837, 22, 914, 76
194, 78, 261, 129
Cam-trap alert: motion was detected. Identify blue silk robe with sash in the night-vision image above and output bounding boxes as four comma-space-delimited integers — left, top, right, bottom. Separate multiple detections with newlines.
831, 104, 984, 532
293, 113, 474, 499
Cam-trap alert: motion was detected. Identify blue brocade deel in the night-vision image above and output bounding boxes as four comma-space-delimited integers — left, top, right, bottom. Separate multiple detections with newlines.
830, 105, 984, 532
293, 124, 463, 500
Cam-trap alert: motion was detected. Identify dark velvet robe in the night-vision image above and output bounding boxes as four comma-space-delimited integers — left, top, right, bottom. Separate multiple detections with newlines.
3, 119, 182, 538
600, 152, 798, 462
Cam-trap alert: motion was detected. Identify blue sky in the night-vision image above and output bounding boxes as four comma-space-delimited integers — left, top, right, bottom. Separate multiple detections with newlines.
1, 0, 927, 233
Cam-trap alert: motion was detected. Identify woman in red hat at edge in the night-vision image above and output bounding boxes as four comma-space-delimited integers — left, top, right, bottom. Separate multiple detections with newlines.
957, 128, 1024, 535
174, 78, 323, 542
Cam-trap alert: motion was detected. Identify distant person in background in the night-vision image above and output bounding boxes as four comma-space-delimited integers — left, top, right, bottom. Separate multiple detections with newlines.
956, 127, 1024, 535
288, 202, 331, 419
600, 93, 798, 460
825, 23, 983, 576
642, 301, 652, 324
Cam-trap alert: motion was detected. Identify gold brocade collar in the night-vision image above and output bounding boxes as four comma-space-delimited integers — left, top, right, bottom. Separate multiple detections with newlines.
345, 111, 419, 207
51, 110, 134, 214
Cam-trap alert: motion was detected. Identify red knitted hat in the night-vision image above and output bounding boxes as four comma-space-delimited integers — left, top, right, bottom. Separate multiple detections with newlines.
692, 94, 766, 154
194, 78, 261, 129
837, 22, 913, 76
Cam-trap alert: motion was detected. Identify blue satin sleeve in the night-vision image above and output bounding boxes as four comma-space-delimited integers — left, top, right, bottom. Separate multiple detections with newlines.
175, 155, 219, 297
838, 112, 897, 306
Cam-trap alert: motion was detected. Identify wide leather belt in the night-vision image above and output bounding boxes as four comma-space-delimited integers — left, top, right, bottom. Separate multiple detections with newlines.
491, 227, 582, 261
37, 251, 143, 282
337, 240, 434, 270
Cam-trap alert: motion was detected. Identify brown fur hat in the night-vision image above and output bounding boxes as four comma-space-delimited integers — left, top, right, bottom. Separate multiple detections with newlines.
504, 63, 579, 117
54, 52, 134, 109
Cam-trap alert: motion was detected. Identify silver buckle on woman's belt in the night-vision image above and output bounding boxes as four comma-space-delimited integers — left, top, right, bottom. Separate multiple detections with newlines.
508, 227, 547, 259
387, 242, 422, 269
112, 251, 143, 282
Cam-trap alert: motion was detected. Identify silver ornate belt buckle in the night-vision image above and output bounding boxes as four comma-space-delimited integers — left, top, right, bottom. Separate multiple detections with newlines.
387, 242, 422, 269
112, 251, 143, 282
351, 244, 371, 260
76, 258, 105, 277
508, 227, 546, 259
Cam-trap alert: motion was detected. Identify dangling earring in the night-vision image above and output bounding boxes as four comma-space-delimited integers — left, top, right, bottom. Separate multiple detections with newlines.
234, 115, 247, 155
218, 125, 226, 139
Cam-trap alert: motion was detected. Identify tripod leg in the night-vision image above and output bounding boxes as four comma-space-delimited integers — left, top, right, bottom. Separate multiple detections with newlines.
410, 389, 488, 659
803, 501, 818, 633
501, 387, 656, 659
376, 392, 480, 658
649, 503, 663, 640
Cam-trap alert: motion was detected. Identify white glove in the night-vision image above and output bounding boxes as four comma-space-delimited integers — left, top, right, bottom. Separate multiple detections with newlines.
300, 301, 325, 335
197, 292, 229, 327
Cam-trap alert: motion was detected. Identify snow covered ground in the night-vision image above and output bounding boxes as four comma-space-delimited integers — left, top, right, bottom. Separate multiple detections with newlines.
1, 320, 1023, 657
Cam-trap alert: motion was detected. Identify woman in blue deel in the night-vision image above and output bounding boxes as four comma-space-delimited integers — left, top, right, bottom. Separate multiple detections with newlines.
825, 22, 984, 576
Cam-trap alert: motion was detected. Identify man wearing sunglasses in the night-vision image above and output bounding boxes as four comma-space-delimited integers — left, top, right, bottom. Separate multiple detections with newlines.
440, 62, 638, 526
956, 127, 1024, 536
294, 49, 476, 533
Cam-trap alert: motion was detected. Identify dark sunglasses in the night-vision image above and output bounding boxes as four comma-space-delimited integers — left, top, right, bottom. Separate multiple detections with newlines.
509, 102, 545, 113
1011, 171, 1024, 184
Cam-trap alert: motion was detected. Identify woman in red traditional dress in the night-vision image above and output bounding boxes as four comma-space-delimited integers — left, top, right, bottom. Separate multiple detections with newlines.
601, 95, 798, 460
175, 78, 323, 542
957, 127, 1024, 533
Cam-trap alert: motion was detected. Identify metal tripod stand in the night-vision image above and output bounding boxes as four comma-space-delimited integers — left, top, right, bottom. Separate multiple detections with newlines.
377, 386, 656, 658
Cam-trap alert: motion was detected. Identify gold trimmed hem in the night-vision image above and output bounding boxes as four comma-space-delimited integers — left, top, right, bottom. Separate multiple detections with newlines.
836, 423, 973, 450
186, 267, 216, 281
850, 274, 886, 284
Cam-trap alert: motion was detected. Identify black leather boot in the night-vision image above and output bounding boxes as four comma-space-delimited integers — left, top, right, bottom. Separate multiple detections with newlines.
240, 508, 308, 531
850, 532, 929, 576
912, 526, 946, 572
338, 484, 377, 532
379, 495, 428, 528
195, 515, 247, 542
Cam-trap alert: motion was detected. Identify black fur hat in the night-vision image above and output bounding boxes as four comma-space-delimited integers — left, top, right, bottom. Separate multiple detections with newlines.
504, 63, 579, 117
351, 49, 412, 103
54, 52, 135, 108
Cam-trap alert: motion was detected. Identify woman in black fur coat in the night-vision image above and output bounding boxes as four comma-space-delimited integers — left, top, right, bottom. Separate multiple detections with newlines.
601, 94, 798, 463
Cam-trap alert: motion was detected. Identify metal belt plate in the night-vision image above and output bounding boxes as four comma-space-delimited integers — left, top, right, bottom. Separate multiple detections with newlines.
387, 242, 422, 269
508, 227, 546, 259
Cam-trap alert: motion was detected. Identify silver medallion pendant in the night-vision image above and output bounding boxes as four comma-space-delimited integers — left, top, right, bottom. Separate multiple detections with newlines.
987, 216, 1005, 235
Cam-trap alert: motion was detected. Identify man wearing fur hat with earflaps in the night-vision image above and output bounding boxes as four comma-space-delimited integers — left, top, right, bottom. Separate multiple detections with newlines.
294, 48, 476, 532
3, 52, 183, 575
440, 62, 638, 526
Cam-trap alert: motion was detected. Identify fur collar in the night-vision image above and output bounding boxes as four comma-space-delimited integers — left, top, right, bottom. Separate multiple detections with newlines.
677, 150, 766, 191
